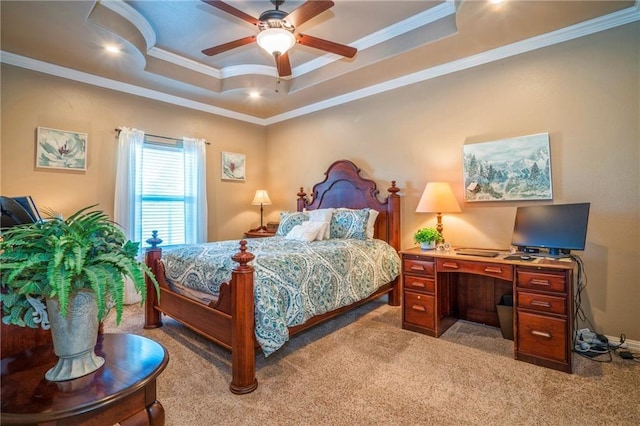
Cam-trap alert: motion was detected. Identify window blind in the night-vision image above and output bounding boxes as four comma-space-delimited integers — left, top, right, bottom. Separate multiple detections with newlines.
137, 143, 187, 247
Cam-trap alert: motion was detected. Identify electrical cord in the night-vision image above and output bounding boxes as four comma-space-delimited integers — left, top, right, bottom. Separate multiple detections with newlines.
571, 254, 613, 363
571, 255, 638, 363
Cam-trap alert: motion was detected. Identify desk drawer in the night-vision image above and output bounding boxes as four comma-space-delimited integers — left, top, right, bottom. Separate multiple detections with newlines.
517, 311, 568, 363
517, 270, 566, 293
403, 275, 435, 294
436, 258, 513, 281
403, 258, 434, 276
403, 292, 435, 330
517, 292, 566, 315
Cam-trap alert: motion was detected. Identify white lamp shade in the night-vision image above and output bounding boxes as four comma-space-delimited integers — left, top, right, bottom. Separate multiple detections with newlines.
416, 182, 461, 213
257, 28, 296, 55
252, 190, 272, 206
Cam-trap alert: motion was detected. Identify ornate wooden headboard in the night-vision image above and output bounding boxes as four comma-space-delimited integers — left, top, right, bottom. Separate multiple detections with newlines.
296, 160, 401, 251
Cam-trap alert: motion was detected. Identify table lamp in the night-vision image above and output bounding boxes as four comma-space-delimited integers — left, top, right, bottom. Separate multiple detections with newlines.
251, 189, 272, 232
415, 182, 461, 240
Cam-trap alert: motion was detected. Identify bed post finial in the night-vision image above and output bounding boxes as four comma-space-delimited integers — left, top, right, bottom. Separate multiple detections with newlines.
297, 187, 308, 212
388, 181, 400, 197
146, 230, 163, 248
232, 240, 255, 267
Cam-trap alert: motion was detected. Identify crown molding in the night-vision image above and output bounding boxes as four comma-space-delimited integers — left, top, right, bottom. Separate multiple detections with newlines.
105, 0, 456, 80
264, 1, 640, 125
293, 0, 457, 78
100, 0, 156, 49
0, 51, 266, 126
1, 2, 638, 127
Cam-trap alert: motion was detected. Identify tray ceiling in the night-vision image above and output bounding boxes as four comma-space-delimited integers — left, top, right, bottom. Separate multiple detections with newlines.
1, 1, 638, 125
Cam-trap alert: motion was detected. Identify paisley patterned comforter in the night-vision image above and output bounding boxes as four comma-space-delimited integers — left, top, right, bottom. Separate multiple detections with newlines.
161, 236, 400, 356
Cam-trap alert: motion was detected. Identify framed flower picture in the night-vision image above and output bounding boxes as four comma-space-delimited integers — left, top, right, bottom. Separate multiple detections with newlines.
36, 127, 88, 171
221, 152, 246, 181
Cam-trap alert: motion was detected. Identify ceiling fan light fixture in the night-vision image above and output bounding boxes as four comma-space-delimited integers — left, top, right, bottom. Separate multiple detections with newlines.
257, 27, 296, 56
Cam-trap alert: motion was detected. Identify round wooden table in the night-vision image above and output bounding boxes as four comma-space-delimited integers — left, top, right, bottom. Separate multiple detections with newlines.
1, 333, 169, 425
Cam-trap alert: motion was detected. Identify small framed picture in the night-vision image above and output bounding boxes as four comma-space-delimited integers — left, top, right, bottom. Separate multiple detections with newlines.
221, 152, 246, 181
36, 127, 88, 171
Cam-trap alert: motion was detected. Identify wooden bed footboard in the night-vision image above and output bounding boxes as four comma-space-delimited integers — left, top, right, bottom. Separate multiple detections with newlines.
145, 240, 259, 394
143, 160, 402, 394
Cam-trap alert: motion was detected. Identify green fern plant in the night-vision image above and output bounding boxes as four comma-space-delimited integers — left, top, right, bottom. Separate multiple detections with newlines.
0, 205, 158, 328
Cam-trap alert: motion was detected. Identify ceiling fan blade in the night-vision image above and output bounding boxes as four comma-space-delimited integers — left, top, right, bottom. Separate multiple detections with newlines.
285, 1, 334, 28
275, 52, 292, 77
296, 33, 357, 58
202, 35, 256, 56
201, 0, 259, 26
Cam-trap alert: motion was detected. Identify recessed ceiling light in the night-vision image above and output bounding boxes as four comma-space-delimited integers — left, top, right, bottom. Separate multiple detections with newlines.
105, 45, 121, 54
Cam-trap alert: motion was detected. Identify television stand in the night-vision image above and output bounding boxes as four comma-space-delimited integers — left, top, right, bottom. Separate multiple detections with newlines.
401, 247, 576, 373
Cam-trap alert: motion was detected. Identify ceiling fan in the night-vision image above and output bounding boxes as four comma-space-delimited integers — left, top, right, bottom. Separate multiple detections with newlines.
201, 0, 357, 77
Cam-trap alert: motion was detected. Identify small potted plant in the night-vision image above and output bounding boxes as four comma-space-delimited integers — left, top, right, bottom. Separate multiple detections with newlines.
0, 205, 158, 381
414, 227, 442, 250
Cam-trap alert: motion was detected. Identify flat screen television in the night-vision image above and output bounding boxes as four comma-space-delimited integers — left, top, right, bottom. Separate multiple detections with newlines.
511, 202, 590, 257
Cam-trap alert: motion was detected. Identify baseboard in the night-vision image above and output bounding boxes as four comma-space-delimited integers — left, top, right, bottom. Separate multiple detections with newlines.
606, 334, 640, 352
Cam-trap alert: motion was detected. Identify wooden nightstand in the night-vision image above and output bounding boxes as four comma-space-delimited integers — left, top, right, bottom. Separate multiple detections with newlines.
244, 229, 276, 238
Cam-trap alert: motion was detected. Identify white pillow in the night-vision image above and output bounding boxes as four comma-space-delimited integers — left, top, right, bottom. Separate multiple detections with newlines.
314, 222, 330, 241
365, 208, 379, 239
285, 221, 326, 242
308, 208, 333, 240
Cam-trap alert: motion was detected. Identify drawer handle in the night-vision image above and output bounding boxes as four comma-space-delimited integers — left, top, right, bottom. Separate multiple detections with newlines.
410, 281, 426, 288
411, 304, 427, 312
442, 262, 459, 269
484, 267, 503, 274
530, 279, 551, 286
531, 330, 552, 339
410, 265, 426, 272
530, 300, 552, 308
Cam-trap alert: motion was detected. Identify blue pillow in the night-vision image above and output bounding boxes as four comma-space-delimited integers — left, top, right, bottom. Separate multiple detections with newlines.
276, 211, 309, 236
330, 208, 370, 240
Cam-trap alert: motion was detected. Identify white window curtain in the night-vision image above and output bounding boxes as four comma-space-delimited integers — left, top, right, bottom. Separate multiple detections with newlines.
183, 137, 208, 244
114, 127, 145, 243
114, 129, 207, 303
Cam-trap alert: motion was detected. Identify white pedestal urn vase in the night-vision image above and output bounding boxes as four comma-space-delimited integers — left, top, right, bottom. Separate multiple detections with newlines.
45, 289, 105, 381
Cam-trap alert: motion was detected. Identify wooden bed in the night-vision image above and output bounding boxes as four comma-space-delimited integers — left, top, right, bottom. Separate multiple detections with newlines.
143, 160, 401, 394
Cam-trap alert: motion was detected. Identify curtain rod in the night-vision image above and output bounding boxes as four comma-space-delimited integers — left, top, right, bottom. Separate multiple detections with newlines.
114, 128, 210, 145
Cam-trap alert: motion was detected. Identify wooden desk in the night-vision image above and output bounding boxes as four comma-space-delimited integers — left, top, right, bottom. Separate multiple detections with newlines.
401, 247, 575, 373
1, 333, 169, 425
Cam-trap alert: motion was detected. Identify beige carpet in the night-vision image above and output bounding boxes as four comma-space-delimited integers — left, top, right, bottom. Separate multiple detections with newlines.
104, 300, 640, 425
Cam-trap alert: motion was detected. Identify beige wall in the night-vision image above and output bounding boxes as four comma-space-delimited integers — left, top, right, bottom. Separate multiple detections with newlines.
266, 23, 640, 340
1, 23, 638, 341
0, 67, 267, 241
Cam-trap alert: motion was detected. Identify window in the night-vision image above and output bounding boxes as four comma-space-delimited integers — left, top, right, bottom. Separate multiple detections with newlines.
114, 129, 207, 250
138, 143, 188, 246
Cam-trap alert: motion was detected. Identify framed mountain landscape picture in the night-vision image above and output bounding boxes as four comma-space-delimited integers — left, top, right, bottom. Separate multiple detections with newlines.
463, 133, 552, 202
